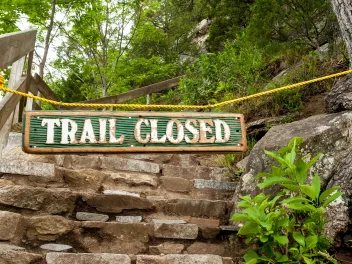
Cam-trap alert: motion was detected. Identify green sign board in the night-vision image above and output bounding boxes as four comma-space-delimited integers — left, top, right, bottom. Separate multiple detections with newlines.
22, 111, 246, 153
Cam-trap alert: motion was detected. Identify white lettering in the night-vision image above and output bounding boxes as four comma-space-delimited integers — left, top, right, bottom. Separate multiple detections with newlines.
166, 119, 184, 144
61, 119, 78, 144
150, 119, 166, 143
41, 118, 60, 144
199, 120, 215, 143
79, 119, 97, 143
214, 119, 231, 143
108, 119, 124, 144
185, 119, 199, 144
99, 119, 107, 143
134, 119, 150, 144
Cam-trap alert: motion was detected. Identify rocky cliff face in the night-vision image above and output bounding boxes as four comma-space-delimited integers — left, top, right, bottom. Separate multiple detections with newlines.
233, 77, 352, 256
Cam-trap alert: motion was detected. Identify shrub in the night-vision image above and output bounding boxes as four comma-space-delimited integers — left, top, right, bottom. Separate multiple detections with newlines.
231, 137, 343, 263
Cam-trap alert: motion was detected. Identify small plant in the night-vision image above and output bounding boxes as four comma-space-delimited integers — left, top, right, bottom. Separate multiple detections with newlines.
231, 137, 343, 263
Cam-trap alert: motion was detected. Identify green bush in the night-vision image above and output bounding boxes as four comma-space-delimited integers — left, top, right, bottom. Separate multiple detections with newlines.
232, 137, 343, 263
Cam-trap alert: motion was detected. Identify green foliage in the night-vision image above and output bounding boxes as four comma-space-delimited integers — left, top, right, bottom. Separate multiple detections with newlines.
231, 137, 343, 263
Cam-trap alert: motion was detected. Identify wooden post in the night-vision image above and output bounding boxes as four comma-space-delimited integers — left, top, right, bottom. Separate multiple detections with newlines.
19, 50, 34, 118
0, 56, 26, 154
146, 94, 152, 105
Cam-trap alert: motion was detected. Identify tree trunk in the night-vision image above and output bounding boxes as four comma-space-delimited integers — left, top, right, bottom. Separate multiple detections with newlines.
39, 0, 56, 77
331, 0, 352, 66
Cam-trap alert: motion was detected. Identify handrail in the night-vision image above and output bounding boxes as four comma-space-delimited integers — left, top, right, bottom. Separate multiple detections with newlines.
64, 76, 182, 109
0, 30, 37, 69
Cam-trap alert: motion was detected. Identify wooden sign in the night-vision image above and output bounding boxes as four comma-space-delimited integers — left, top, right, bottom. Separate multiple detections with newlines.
22, 111, 246, 153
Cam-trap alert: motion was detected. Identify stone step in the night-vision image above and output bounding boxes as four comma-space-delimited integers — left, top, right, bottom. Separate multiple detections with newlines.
136, 254, 224, 264
160, 198, 233, 219
0, 158, 55, 178
161, 164, 231, 181
0, 248, 43, 263
46, 253, 130, 264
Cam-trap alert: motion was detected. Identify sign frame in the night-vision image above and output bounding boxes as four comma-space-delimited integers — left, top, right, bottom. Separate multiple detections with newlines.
22, 111, 246, 154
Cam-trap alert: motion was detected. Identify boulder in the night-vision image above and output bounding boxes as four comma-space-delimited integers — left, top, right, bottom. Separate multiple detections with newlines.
325, 76, 352, 113
233, 112, 352, 239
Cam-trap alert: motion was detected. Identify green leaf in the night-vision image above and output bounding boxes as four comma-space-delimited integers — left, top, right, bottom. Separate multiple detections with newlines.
273, 235, 289, 245
288, 203, 317, 212
260, 235, 268, 242
305, 235, 318, 249
258, 177, 295, 189
244, 250, 259, 262
300, 185, 318, 200
302, 256, 313, 264
281, 197, 311, 204
312, 175, 321, 198
293, 231, 305, 247
231, 213, 250, 222
306, 153, 323, 169
319, 186, 340, 203
264, 150, 290, 168
322, 191, 344, 208
282, 183, 299, 192
238, 222, 259, 235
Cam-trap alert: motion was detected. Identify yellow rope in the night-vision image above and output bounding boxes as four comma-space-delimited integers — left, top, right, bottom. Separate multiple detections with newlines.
0, 69, 352, 110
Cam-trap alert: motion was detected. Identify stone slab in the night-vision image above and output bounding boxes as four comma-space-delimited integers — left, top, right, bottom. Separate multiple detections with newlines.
187, 242, 225, 255
0, 158, 55, 178
152, 219, 186, 224
0, 186, 76, 214
0, 250, 43, 263
188, 217, 220, 227
136, 254, 223, 264
76, 212, 109, 222
193, 179, 236, 191
26, 216, 75, 241
116, 216, 143, 223
40, 244, 72, 252
103, 190, 140, 197
83, 193, 152, 213
46, 253, 131, 264
0, 211, 23, 242
160, 176, 191, 193
110, 172, 158, 187
149, 242, 185, 254
0, 244, 25, 251
163, 198, 231, 218
101, 157, 160, 174
154, 223, 198, 239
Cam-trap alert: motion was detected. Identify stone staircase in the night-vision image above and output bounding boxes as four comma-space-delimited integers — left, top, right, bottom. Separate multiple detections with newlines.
0, 133, 242, 264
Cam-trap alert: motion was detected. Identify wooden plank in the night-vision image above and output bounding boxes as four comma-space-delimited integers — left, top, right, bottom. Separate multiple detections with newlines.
65, 76, 181, 109
19, 51, 34, 119
33, 74, 60, 109
0, 30, 37, 70
22, 111, 246, 154
0, 57, 26, 154
0, 76, 27, 130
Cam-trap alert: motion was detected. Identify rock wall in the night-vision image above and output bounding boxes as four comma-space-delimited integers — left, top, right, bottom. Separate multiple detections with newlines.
0, 133, 239, 264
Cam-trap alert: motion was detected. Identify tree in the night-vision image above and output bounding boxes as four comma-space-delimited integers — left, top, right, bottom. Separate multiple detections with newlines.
331, 0, 352, 65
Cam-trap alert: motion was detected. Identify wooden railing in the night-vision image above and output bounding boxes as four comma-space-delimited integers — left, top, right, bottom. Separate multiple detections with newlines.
0, 30, 182, 153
